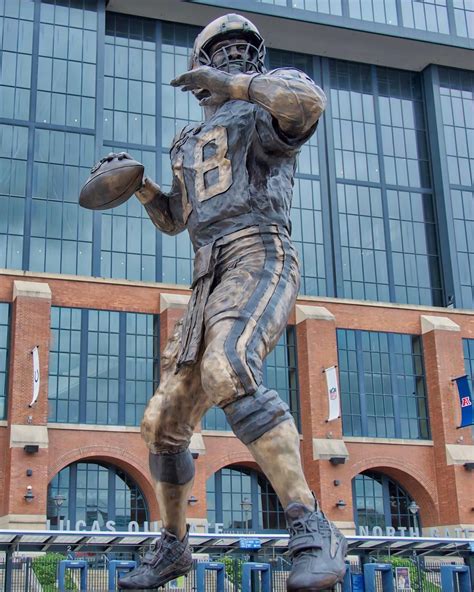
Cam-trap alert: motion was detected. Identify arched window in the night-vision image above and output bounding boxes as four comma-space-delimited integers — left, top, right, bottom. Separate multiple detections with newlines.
47, 461, 148, 531
353, 470, 419, 533
207, 466, 285, 533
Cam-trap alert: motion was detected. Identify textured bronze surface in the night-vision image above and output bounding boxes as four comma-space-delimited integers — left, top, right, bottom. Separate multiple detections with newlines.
107, 15, 330, 544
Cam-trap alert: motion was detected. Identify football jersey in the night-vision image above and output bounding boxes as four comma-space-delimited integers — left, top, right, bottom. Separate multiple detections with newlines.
168, 71, 317, 251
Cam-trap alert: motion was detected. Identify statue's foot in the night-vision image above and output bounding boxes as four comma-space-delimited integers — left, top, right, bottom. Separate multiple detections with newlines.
285, 502, 347, 592
117, 528, 192, 590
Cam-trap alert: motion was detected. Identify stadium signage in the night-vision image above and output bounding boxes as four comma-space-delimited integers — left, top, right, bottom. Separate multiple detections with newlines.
45, 520, 473, 538
358, 526, 473, 538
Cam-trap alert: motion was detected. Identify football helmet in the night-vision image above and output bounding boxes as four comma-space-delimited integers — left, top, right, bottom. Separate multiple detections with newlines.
190, 13, 266, 74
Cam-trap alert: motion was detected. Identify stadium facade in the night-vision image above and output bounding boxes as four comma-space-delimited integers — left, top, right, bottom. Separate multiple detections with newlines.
0, 0, 473, 539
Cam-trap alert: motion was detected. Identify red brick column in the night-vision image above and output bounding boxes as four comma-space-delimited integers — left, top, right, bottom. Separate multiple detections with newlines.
295, 305, 353, 534
421, 315, 473, 532
159, 293, 208, 532
0, 281, 52, 529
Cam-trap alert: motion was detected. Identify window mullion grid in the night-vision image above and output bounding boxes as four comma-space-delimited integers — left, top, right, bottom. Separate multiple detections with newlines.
215, 471, 223, 526
422, 65, 458, 307
320, 57, 344, 297
92, 0, 106, 277
445, 0, 457, 37
355, 331, 368, 436
116, 312, 127, 425
79, 309, 89, 424
371, 66, 396, 303
21, 0, 42, 271
108, 466, 116, 523
155, 20, 163, 283
381, 475, 392, 529
313, 55, 336, 297
387, 332, 402, 438
70, 463, 78, 527
250, 471, 259, 531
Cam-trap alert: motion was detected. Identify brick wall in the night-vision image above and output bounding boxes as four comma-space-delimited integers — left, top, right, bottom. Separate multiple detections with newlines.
0, 271, 472, 532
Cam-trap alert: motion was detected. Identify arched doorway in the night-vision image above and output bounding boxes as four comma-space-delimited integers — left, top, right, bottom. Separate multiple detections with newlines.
206, 465, 286, 533
353, 470, 420, 533
47, 461, 149, 530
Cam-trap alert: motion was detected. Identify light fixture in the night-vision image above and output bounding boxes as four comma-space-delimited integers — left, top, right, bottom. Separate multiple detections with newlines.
187, 495, 198, 506
191, 452, 199, 460
333, 480, 340, 486
24, 485, 35, 503
335, 499, 346, 509
463, 462, 474, 471
408, 501, 419, 515
329, 456, 346, 465
24, 444, 39, 454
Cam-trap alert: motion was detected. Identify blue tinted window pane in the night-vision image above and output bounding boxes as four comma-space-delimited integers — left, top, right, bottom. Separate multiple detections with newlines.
401, 0, 450, 35
0, 1, 34, 120
49, 306, 82, 423
0, 124, 27, 270
48, 462, 148, 530
207, 466, 285, 532
37, 0, 97, 128
337, 328, 430, 439
101, 146, 157, 282
270, 49, 327, 297
104, 13, 156, 145
453, 0, 474, 38
0, 303, 10, 419
330, 61, 440, 305
348, 0, 398, 25
257, 0, 342, 15
161, 22, 201, 285
49, 307, 158, 426
30, 130, 94, 275
439, 68, 474, 309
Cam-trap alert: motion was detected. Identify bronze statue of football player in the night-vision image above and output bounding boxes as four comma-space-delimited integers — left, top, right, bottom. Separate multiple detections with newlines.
102, 13, 347, 592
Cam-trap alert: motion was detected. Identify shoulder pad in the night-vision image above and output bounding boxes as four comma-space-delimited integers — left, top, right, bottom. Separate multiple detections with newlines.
267, 67, 315, 84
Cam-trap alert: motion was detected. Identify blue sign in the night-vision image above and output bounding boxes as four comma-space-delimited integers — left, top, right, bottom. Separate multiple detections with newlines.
453, 375, 473, 428
239, 539, 262, 550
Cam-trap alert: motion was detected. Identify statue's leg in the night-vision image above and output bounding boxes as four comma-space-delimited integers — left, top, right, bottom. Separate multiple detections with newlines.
201, 232, 347, 590
119, 318, 211, 590
140, 318, 210, 540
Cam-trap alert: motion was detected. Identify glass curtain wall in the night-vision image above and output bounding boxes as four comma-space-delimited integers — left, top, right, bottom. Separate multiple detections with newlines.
47, 461, 148, 529
49, 306, 159, 425
252, 0, 473, 39
206, 465, 286, 532
438, 68, 474, 310
337, 328, 430, 439
1, 3, 472, 309
353, 471, 418, 532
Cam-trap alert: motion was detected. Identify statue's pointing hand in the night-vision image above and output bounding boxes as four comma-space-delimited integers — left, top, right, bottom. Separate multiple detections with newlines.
171, 66, 236, 106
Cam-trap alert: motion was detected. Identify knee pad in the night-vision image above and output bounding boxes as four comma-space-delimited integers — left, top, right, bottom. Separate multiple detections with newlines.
149, 449, 195, 485
223, 386, 293, 445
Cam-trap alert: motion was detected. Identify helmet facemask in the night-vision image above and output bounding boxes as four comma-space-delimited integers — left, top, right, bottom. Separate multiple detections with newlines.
198, 36, 265, 74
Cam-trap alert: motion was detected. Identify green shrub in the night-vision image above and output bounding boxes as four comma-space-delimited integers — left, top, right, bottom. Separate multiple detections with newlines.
32, 553, 76, 592
379, 555, 441, 591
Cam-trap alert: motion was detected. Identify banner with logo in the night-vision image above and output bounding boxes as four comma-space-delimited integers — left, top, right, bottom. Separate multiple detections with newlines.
325, 365, 340, 422
30, 346, 40, 407
453, 374, 473, 428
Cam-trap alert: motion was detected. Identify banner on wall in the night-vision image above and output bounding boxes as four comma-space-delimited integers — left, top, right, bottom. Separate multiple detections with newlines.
453, 374, 473, 429
325, 365, 340, 422
29, 346, 40, 407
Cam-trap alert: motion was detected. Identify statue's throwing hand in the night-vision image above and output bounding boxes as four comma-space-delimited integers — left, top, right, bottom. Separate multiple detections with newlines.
171, 66, 236, 106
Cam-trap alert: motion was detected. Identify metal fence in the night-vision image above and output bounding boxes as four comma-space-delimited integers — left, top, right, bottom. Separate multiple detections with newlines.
0, 552, 468, 591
